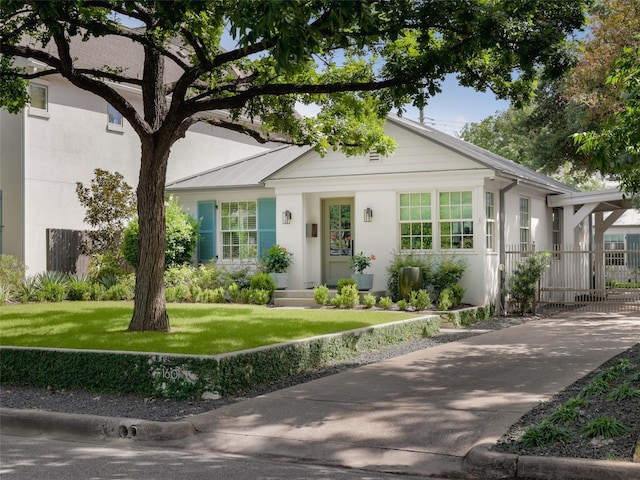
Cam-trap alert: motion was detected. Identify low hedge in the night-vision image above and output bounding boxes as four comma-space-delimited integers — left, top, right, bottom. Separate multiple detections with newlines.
439, 304, 496, 328
0, 315, 441, 400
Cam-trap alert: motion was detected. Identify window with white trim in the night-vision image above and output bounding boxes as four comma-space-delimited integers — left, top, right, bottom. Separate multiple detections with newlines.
220, 201, 257, 259
440, 191, 473, 249
604, 234, 625, 266
552, 208, 562, 252
107, 104, 123, 126
399, 193, 432, 251
29, 84, 48, 111
519, 197, 531, 250
485, 191, 495, 250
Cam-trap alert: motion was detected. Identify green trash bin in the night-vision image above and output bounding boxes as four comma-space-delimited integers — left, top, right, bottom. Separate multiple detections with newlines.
399, 266, 422, 300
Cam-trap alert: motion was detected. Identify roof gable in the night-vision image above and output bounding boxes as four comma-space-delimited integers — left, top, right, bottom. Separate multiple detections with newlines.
167, 115, 576, 194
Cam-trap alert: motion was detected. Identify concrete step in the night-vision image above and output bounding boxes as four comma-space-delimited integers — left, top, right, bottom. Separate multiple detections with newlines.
272, 289, 386, 308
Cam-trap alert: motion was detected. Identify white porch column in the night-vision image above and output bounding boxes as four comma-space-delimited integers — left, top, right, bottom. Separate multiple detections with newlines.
277, 193, 305, 289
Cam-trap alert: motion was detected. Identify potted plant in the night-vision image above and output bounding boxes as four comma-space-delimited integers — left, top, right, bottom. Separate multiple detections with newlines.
350, 252, 375, 290
263, 244, 293, 289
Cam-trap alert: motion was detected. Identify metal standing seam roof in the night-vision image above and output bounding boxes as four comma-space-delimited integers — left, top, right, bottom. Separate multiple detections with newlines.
167, 115, 577, 194
386, 115, 578, 194
166, 144, 313, 190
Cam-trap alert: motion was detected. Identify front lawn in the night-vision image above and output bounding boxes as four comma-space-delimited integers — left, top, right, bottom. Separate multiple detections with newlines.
0, 302, 418, 355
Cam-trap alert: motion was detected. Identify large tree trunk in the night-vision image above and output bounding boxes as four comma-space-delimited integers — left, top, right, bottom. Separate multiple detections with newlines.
128, 138, 170, 332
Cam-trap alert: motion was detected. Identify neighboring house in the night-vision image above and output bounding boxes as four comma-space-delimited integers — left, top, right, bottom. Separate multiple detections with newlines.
602, 209, 640, 284
167, 114, 583, 308
0, 39, 274, 275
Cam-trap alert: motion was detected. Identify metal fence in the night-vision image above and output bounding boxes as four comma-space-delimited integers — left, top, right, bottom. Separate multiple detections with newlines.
504, 244, 640, 313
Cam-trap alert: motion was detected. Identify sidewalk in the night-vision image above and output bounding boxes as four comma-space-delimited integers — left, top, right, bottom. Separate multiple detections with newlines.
3, 309, 640, 479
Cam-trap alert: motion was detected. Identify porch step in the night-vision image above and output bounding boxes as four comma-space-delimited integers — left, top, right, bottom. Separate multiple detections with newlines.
272, 290, 317, 308
272, 289, 386, 308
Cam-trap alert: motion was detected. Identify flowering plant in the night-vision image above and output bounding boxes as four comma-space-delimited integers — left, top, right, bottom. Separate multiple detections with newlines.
263, 244, 293, 273
350, 252, 376, 274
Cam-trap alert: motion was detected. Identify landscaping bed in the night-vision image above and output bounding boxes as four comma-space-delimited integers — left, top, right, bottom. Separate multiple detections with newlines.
493, 342, 640, 461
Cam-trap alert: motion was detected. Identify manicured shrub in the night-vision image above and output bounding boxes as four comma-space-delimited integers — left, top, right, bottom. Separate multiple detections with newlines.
196, 287, 225, 303
450, 284, 465, 304
249, 273, 276, 299
431, 256, 466, 296
39, 283, 67, 302
437, 288, 455, 311
249, 289, 271, 305
410, 289, 431, 311
397, 299, 408, 311
331, 284, 359, 308
36, 271, 68, 302
67, 279, 92, 301
228, 282, 251, 303
105, 282, 134, 301
165, 265, 197, 288
89, 283, 107, 301
378, 296, 393, 309
362, 293, 377, 308
336, 278, 356, 294
165, 285, 191, 303
313, 284, 330, 306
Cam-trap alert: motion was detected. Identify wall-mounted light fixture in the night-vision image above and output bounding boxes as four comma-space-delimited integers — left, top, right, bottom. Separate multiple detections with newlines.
282, 210, 292, 224
364, 207, 373, 223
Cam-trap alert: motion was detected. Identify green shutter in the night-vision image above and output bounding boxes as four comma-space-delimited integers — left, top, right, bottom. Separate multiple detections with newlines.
197, 201, 216, 263
258, 197, 276, 258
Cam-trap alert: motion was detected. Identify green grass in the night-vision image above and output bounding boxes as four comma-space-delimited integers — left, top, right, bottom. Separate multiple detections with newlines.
0, 302, 418, 355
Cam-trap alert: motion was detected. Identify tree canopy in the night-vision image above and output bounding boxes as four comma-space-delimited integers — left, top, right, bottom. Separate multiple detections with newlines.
461, 0, 640, 193
0, 0, 589, 331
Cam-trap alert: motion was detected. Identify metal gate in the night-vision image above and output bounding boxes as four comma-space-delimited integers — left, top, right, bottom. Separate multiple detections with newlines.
504, 244, 640, 313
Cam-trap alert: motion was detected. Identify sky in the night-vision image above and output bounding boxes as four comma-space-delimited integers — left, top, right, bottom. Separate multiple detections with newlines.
400, 77, 510, 137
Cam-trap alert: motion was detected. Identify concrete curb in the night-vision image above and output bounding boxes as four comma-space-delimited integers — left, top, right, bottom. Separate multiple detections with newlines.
464, 444, 640, 480
5, 408, 640, 480
0, 408, 195, 442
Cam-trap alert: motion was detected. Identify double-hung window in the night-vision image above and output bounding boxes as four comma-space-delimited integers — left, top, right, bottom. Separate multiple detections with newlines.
604, 234, 625, 266
440, 191, 473, 249
399, 193, 432, 251
485, 191, 495, 250
221, 201, 257, 259
519, 197, 531, 251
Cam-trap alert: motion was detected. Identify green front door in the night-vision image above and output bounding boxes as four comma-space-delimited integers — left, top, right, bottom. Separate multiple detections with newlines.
323, 198, 353, 286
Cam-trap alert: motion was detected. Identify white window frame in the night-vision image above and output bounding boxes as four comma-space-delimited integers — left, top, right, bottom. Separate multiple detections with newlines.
220, 201, 258, 260
439, 191, 474, 250
485, 191, 495, 251
399, 193, 433, 252
27, 83, 50, 118
107, 104, 124, 132
604, 234, 625, 266
519, 197, 531, 251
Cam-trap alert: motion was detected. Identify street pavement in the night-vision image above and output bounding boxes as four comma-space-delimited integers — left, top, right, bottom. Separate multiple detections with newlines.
0, 435, 444, 480
2, 308, 640, 479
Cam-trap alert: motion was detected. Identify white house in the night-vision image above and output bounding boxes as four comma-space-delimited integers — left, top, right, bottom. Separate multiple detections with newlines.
167, 115, 583, 308
0, 39, 274, 275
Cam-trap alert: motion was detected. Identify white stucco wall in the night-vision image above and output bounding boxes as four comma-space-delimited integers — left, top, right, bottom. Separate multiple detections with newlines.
7, 75, 271, 274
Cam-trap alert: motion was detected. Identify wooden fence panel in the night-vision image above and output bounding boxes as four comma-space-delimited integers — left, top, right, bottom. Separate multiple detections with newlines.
46, 228, 90, 275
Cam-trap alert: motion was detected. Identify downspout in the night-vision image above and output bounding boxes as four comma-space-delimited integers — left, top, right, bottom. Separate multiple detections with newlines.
499, 179, 519, 314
